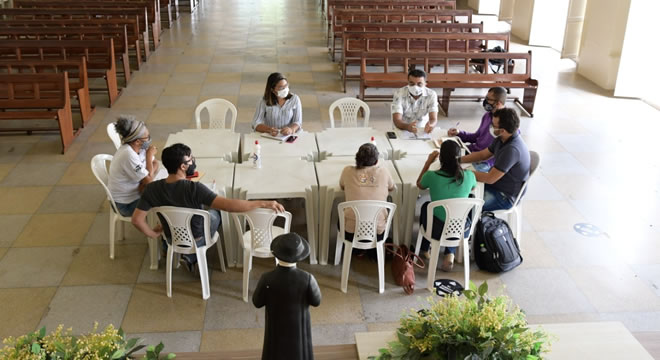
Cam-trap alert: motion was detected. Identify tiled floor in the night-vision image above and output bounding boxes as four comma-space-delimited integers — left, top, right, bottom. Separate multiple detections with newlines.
0, 0, 659, 357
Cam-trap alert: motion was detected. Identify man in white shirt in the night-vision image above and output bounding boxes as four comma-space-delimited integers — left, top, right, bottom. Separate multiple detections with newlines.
391, 69, 439, 134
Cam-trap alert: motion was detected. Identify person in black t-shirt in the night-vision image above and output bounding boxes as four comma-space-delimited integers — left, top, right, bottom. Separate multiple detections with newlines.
132, 143, 285, 269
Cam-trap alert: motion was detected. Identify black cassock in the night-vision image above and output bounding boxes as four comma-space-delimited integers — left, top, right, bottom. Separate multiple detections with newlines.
253, 265, 322, 360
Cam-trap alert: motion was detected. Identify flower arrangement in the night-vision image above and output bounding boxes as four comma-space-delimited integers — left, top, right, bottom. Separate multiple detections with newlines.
371, 282, 553, 360
0, 323, 175, 360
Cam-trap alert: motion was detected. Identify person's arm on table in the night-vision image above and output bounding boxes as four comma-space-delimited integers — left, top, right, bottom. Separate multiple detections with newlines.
460, 148, 492, 164
393, 112, 416, 133
211, 196, 285, 213
281, 97, 303, 135
253, 100, 279, 136
474, 167, 505, 184
424, 111, 438, 133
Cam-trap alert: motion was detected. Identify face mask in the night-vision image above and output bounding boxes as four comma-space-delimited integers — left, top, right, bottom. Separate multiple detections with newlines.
276, 87, 289, 98
408, 85, 423, 96
140, 138, 151, 150
489, 126, 501, 138
185, 159, 196, 177
482, 99, 494, 112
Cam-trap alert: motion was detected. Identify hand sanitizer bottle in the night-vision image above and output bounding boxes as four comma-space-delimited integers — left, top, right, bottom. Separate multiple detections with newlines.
252, 140, 262, 169
370, 136, 377, 146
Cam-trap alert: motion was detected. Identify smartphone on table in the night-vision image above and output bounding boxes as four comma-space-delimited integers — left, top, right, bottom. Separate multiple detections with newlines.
386, 131, 397, 139
285, 135, 298, 143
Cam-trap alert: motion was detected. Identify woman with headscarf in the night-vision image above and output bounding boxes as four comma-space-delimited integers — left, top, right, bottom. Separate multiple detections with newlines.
108, 115, 159, 217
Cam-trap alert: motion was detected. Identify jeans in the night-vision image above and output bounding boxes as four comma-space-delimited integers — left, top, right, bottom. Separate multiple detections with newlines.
163, 209, 221, 264
115, 199, 139, 217
418, 201, 473, 254
483, 185, 514, 212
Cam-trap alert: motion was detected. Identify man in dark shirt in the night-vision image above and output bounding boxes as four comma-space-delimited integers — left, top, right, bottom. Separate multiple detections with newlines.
460, 108, 530, 211
132, 143, 284, 267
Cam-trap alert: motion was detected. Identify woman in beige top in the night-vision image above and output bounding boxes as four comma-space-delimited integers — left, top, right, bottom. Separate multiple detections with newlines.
339, 143, 395, 242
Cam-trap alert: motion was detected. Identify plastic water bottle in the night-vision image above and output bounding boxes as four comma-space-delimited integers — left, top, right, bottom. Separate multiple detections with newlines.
370, 136, 377, 146
252, 140, 262, 169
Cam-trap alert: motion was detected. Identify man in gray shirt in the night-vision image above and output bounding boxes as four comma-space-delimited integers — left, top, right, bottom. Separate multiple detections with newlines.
460, 108, 530, 211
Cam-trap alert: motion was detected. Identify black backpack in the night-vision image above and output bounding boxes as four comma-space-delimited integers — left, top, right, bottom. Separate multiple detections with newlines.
473, 212, 522, 273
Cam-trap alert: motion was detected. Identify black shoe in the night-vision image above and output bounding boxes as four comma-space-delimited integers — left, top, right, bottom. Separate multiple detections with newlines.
181, 256, 197, 274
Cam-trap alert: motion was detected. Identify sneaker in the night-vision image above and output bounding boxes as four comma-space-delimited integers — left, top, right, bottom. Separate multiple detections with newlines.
441, 253, 455, 272
180, 256, 197, 274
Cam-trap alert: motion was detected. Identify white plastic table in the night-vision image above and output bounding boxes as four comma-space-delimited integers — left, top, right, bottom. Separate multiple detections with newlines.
242, 131, 318, 162
165, 129, 241, 162
387, 127, 445, 159
393, 155, 483, 247
314, 157, 403, 265
233, 158, 319, 265
316, 128, 393, 160
195, 158, 236, 266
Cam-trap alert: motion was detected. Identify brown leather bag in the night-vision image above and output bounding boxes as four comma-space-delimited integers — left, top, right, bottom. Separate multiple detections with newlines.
385, 244, 425, 294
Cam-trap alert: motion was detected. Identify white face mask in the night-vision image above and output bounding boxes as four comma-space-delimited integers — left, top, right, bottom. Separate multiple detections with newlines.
489, 126, 497, 138
408, 85, 423, 97
276, 87, 289, 98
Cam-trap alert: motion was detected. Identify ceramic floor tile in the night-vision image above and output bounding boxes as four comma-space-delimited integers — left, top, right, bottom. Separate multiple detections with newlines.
500, 268, 596, 315
309, 275, 365, 325
209, 64, 245, 73
200, 82, 241, 97
83, 212, 148, 246
211, 55, 244, 64
0, 214, 31, 247
113, 95, 160, 109
121, 283, 207, 333
62, 244, 146, 285
0, 287, 56, 339
14, 213, 95, 247
58, 162, 99, 185
39, 285, 133, 335
174, 64, 210, 73
630, 264, 660, 297
122, 84, 166, 97
298, 94, 319, 108
177, 55, 213, 64
599, 312, 660, 332
366, 322, 400, 332
131, 73, 171, 85
148, 108, 195, 125
538, 231, 617, 268
125, 331, 202, 353
523, 200, 587, 232
0, 143, 35, 163
567, 265, 660, 313
0, 247, 6, 260
168, 72, 207, 84
199, 328, 264, 352
0, 163, 15, 182
162, 83, 203, 97
37, 185, 105, 213
155, 95, 199, 109
517, 231, 561, 269
203, 280, 265, 330
204, 72, 242, 83
74, 141, 119, 163
0, 186, 51, 215
312, 323, 368, 345
0, 247, 76, 288
239, 82, 266, 96
1, 162, 68, 186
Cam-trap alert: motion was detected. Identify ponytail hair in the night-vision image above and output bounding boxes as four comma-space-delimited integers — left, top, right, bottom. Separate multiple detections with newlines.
437, 140, 464, 184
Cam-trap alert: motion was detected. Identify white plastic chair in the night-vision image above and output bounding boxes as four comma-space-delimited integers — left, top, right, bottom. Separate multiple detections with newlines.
336, 200, 396, 294
194, 98, 238, 131
153, 206, 226, 300
328, 98, 370, 128
492, 150, 540, 247
414, 198, 484, 292
231, 208, 292, 302
106, 123, 122, 149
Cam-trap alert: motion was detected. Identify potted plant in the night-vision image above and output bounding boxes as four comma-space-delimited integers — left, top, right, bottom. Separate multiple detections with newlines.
0, 323, 175, 360
370, 281, 553, 360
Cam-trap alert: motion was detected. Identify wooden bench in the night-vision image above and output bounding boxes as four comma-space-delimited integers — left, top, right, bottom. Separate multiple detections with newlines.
0, 27, 132, 83
359, 51, 538, 116
0, 39, 122, 106
161, 0, 179, 27
0, 18, 148, 67
330, 9, 473, 59
12, 0, 161, 49
0, 73, 77, 153
0, 57, 93, 126
0, 8, 153, 53
326, 1, 456, 32
341, 31, 509, 90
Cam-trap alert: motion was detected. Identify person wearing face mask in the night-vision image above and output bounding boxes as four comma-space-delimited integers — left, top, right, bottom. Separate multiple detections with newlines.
252, 72, 302, 136
447, 87, 507, 172
391, 69, 438, 134
108, 115, 160, 217
460, 108, 530, 212
132, 143, 286, 271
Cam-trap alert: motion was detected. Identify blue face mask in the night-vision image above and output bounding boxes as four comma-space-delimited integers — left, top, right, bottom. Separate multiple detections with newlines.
140, 138, 152, 150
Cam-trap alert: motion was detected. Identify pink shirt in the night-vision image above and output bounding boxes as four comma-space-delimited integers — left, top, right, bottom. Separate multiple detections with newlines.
339, 164, 395, 234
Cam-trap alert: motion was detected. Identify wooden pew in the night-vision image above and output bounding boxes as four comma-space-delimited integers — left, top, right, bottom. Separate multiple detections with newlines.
0, 57, 93, 126
0, 8, 153, 53
0, 27, 132, 83
0, 19, 148, 67
358, 51, 538, 116
326, 1, 456, 31
11, 0, 161, 49
0, 39, 122, 106
0, 73, 77, 153
330, 9, 473, 60
341, 31, 510, 91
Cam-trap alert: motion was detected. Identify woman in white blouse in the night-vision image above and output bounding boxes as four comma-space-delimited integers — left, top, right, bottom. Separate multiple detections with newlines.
252, 72, 303, 136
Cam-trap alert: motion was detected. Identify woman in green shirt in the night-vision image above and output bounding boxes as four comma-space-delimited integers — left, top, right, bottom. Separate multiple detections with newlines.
416, 140, 476, 271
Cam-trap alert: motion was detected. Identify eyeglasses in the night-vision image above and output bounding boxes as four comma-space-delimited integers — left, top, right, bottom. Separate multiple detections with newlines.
485, 97, 497, 105
184, 156, 195, 165
138, 135, 151, 142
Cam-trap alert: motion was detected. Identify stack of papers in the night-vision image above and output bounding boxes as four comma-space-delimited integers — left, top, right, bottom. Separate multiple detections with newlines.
260, 133, 292, 142
399, 130, 431, 140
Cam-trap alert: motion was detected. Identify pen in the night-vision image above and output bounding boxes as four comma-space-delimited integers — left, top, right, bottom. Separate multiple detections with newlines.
455, 122, 460, 128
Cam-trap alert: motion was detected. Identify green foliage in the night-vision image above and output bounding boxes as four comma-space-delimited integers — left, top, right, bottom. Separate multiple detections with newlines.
368, 282, 553, 360
0, 323, 177, 360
